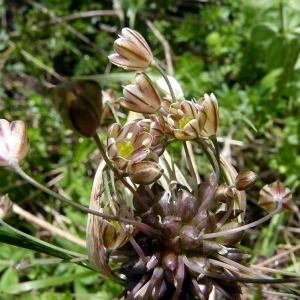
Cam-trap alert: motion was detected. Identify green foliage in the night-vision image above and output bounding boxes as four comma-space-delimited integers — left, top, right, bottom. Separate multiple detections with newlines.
0, 0, 299, 298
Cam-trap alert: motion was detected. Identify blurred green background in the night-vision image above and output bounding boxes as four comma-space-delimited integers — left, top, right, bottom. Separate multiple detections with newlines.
0, 0, 299, 299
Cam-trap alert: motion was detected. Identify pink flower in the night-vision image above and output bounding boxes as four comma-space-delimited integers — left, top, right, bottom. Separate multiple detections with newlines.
0, 119, 30, 167
108, 28, 153, 71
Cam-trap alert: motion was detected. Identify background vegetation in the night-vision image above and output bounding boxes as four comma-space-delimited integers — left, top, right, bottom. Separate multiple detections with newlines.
0, 0, 299, 299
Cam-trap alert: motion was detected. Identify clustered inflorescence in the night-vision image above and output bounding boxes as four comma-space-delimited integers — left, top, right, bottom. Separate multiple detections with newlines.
0, 27, 297, 300
85, 28, 294, 299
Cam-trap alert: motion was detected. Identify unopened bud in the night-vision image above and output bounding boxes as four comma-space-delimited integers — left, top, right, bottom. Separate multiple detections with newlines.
180, 225, 202, 250
0, 194, 13, 220
235, 170, 258, 191
216, 221, 244, 246
0, 119, 30, 167
120, 73, 162, 114
174, 188, 198, 222
160, 215, 182, 238
129, 161, 163, 185
108, 27, 153, 71
214, 184, 234, 203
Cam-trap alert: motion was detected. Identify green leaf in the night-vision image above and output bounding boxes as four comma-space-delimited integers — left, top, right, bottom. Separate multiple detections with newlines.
0, 267, 19, 289
251, 23, 278, 43
0, 270, 95, 293
266, 36, 289, 70
0, 225, 91, 271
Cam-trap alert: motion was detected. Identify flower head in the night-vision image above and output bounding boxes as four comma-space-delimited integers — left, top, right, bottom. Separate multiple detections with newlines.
108, 28, 153, 71
107, 122, 152, 170
167, 100, 206, 140
0, 119, 30, 167
120, 73, 162, 114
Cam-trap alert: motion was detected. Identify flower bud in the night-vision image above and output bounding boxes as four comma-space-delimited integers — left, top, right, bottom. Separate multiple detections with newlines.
225, 248, 251, 262
0, 194, 13, 220
108, 27, 153, 71
129, 160, 163, 185
258, 181, 292, 213
0, 119, 30, 167
174, 188, 198, 222
120, 73, 162, 114
200, 93, 219, 137
214, 184, 234, 203
180, 225, 202, 250
160, 215, 182, 238
152, 190, 173, 217
142, 211, 160, 229
216, 221, 244, 246
50, 80, 102, 137
235, 170, 258, 191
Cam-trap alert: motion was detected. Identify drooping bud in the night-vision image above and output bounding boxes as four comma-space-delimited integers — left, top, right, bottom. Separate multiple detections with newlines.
0, 119, 30, 167
120, 73, 162, 114
0, 194, 13, 220
108, 27, 153, 71
258, 181, 292, 213
50, 80, 102, 137
235, 170, 258, 191
129, 160, 163, 185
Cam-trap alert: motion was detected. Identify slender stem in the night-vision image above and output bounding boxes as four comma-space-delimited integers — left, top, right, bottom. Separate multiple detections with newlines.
8, 158, 158, 235
213, 197, 234, 232
183, 141, 198, 190
12, 203, 86, 248
150, 59, 177, 103
195, 138, 220, 211
202, 199, 282, 239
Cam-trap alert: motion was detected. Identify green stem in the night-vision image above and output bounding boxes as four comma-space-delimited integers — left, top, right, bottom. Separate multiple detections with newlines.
195, 138, 220, 211
0, 219, 83, 258
8, 158, 157, 235
151, 59, 177, 103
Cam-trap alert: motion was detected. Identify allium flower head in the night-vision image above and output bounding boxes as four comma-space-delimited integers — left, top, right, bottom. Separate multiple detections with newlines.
108, 28, 153, 71
0, 119, 30, 167
107, 122, 152, 170
88, 180, 248, 300
120, 73, 162, 114
167, 100, 206, 140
